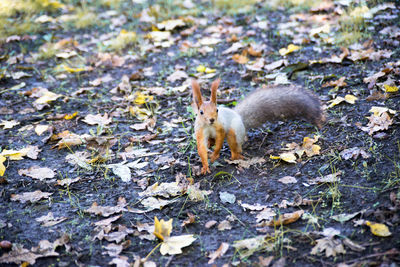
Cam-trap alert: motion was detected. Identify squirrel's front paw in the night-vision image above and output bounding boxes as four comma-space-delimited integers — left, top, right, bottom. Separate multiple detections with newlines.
210, 153, 220, 163
201, 166, 211, 175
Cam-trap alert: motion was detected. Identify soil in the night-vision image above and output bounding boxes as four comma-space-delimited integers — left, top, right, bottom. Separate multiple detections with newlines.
1, 1, 400, 266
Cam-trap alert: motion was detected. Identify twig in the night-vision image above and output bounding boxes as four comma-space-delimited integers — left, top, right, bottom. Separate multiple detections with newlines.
344, 248, 399, 264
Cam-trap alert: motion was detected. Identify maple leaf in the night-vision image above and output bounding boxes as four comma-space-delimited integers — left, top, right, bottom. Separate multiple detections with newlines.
153, 217, 196, 255
311, 237, 345, 257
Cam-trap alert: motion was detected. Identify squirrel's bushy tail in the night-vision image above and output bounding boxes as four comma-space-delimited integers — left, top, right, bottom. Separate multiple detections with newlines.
233, 84, 326, 130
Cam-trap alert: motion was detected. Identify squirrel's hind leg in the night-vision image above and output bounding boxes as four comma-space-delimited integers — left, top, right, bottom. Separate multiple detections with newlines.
227, 129, 244, 160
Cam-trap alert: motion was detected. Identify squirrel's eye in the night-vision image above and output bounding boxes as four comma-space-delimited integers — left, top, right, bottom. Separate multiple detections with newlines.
216, 108, 219, 113
200, 110, 204, 115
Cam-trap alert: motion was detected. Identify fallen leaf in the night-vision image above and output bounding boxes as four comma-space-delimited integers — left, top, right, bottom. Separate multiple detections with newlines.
365, 221, 392, 237
82, 113, 112, 126
0, 156, 6, 176
85, 197, 127, 217
139, 182, 182, 198
153, 217, 196, 255
217, 220, 232, 231
279, 152, 297, 163
0, 120, 20, 129
0, 244, 39, 265
225, 157, 265, 168
219, 191, 236, 204
181, 213, 195, 227
278, 176, 297, 184
18, 166, 55, 181
208, 242, 229, 264
256, 208, 276, 223
265, 210, 304, 226
322, 77, 347, 88
232, 53, 249, 64
160, 235, 196, 255
311, 236, 345, 257
35, 212, 67, 227
383, 84, 398, 93
167, 70, 188, 82
279, 44, 301, 56
309, 171, 342, 184
11, 190, 53, 203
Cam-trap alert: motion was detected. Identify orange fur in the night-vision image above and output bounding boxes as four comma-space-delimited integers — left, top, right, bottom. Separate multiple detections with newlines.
196, 130, 210, 174
210, 124, 225, 163
227, 129, 243, 160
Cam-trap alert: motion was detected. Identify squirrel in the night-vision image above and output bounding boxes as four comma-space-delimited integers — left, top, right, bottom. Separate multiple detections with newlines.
191, 78, 326, 175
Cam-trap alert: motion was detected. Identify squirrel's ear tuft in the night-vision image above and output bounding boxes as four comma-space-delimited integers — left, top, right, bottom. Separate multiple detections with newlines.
191, 79, 203, 109
210, 78, 220, 104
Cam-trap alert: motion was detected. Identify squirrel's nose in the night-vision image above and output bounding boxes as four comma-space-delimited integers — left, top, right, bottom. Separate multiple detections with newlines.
209, 118, 215, 124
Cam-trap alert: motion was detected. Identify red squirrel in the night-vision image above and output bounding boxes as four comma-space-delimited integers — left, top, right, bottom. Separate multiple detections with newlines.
192, 78, 326, 175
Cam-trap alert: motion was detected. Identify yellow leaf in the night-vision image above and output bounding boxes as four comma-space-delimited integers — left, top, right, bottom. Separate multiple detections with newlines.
205, 68, 215, 74
160, 235, 196, 255
0, 148, 28, 160
344, 94, 358, 104
383, 84, 398, 93
366, 221, 392, 237
134, 92, 153, 105
64, 111, 78, 120
279, 152, 297, 163
63, 65, 85, 73
0, 155, 6, 176
196, 65, 206, 73
269, 155, 281, 160
153, 217, 173, 241
196, 65, 216, 73
279, 44, 301, 56
328, 96, 345, 108
34, 91, 62, 104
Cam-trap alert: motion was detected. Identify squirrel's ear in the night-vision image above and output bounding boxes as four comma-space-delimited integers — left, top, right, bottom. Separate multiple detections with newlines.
191, 79, 203, 109
210, 78, 220, 104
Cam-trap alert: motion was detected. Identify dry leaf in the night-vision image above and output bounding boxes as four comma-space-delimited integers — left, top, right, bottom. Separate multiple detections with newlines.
217, 220, 232, 231
11, 190, 52, 203
82, 113, 112, 126
265, 210, 304, 226
208, 243, 229, 264
18, 166, 55, 181
232, 52, 249, 64
85, 197, 127, 217
0, 120, 19, 129
167, 70, 188, 82
279, 44, 301, 56
278, 176, 297, 184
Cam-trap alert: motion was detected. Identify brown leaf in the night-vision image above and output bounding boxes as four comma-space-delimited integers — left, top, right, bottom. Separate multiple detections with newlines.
11, 190, 52, 203
0, 245, 39, 265
85, 197, 127, 217
208, 242, 229, 264
181, 213, 195, 227
322, 77, 347, 88
217, 220, 232, 231
18, 166, 55, 181
265, 210, 304, 227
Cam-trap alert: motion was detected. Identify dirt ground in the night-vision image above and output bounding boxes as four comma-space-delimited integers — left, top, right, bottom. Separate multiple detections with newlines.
1, 1, 400, 266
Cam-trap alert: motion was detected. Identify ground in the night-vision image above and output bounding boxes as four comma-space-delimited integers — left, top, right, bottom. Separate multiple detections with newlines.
0, 0, 400, 266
